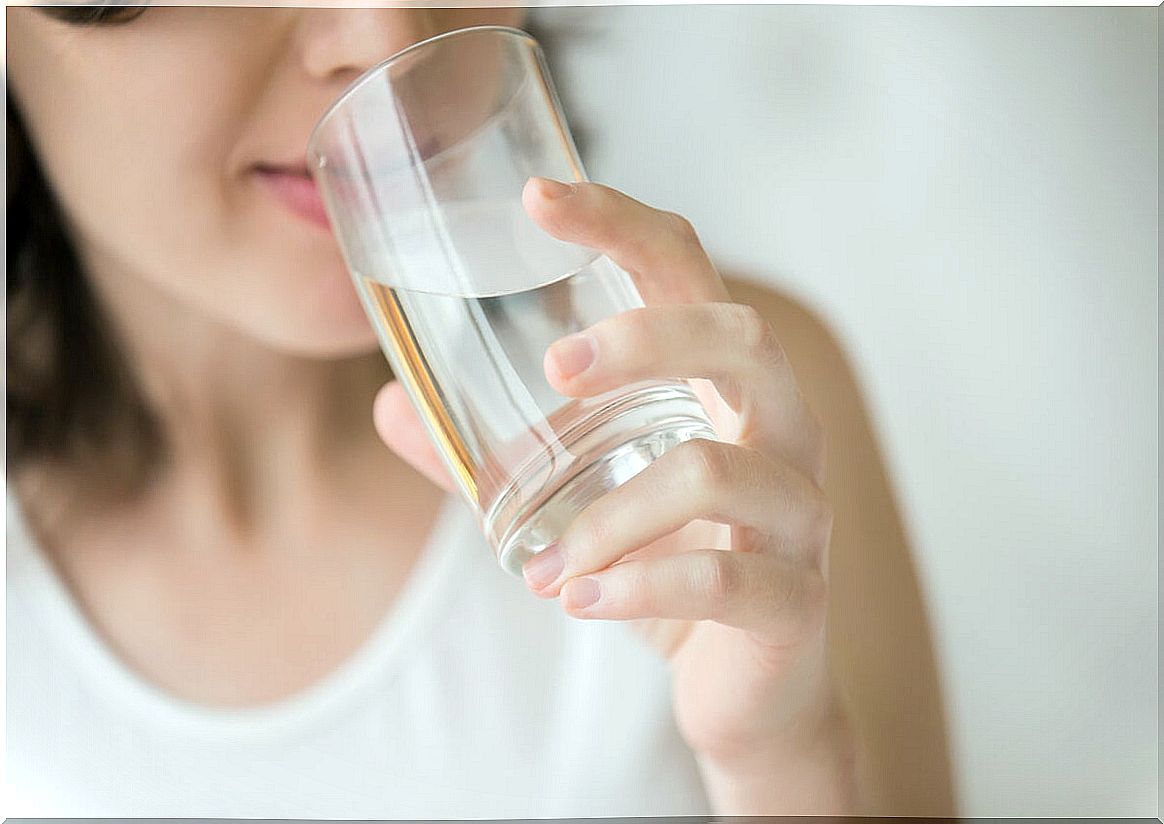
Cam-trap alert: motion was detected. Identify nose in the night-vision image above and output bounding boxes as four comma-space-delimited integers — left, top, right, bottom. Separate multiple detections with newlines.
296, 8, 441, 85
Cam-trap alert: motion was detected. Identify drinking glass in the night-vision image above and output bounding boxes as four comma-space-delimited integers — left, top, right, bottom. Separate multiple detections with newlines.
308, 26, 717, 576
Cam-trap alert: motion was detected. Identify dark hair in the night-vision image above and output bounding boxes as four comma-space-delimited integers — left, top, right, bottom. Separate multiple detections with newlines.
6, 6, 587, 505
7, 4, 162, 505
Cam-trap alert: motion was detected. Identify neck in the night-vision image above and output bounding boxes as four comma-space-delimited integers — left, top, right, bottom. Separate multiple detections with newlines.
71, 242, 393, 542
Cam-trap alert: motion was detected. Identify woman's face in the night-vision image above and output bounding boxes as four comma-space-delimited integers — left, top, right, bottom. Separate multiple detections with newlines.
6, 7, 524, 357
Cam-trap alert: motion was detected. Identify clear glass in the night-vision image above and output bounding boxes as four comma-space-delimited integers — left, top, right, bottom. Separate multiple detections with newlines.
308, 26, 716, 576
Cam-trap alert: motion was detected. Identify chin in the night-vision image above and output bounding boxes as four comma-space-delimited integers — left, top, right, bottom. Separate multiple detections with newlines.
292, 328, 382, 360
248, 312, 383, 360
273, 265, 384, 357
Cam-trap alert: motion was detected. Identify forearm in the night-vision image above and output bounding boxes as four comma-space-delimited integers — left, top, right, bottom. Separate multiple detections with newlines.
695, 686, 862, 816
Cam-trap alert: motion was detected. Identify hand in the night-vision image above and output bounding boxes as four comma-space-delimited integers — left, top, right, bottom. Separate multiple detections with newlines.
374, 177, 855, 811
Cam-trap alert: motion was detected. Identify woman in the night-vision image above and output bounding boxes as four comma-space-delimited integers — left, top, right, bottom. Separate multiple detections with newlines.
6, 5, 955, 817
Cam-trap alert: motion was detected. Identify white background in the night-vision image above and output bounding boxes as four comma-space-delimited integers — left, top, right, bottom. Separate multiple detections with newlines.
540, 5, 1158, 817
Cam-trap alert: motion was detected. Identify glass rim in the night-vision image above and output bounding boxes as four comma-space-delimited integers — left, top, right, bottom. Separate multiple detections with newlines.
306, 24, 538, 165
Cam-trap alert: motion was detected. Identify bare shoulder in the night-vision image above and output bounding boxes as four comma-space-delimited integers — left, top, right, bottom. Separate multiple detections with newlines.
724, 274, 958, 817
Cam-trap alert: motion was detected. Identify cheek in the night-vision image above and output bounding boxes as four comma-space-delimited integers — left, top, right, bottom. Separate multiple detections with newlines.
64, 149, 377, 356
13, 17, 378, 357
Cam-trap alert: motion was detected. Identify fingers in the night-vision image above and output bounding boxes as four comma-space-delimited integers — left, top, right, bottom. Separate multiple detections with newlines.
544, 302, 825, 484
517, 177, 833, 645
523, 438, 832, 599
523, 176, 825, 482
521, 177, 730, 305
372, 381, 457, 493
559, 549, 827, 647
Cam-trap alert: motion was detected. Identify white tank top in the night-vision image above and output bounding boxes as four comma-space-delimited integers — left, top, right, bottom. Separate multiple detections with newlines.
5, 488, 712, 817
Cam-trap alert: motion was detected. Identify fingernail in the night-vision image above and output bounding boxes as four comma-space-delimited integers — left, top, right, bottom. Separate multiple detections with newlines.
535, 177, 575, 199
549, 333, 596, 380
563, 578, 601, 610
523, 543, 565, 591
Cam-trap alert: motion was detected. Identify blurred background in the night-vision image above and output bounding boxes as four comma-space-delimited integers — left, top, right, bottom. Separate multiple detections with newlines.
533, 4, 1157, 817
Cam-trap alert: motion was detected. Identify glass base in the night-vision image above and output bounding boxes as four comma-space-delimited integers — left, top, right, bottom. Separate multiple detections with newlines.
486, 384, 717, 578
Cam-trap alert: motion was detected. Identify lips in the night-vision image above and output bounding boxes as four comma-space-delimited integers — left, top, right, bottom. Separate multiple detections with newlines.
252, 130, 453, 232
253, 164, 332, 231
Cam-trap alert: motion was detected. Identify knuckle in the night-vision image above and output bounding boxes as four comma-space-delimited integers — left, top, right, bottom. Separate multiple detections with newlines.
665, 210, 702, 248
726, 303, 782, 363
793, 477, 833, 548
700, 550, 738, 619
809, 492, 835, 545
681, 438, 733, 494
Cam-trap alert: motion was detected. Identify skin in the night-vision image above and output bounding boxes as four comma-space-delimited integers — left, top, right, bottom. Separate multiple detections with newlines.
7, 7, 954, 816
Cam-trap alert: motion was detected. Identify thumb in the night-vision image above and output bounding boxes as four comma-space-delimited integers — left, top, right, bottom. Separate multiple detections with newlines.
373, 381, 458, 494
